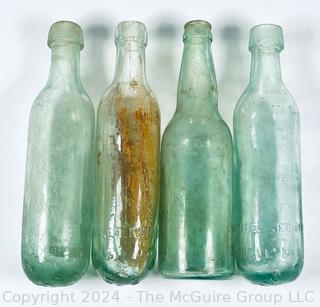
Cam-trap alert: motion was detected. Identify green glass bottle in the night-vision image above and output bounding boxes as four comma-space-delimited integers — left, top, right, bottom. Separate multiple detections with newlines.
92, 21, 160, 285
159, 20, 234, 279
21, 21, 95, 286
233, 24, 303, 285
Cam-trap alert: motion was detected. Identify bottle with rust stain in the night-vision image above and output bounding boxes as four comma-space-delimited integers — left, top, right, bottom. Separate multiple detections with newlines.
159, 20, 234, 279
93, 21, 160, 285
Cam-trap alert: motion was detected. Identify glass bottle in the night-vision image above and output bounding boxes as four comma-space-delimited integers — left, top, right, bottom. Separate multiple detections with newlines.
233, 24, 303, 285
159, 20, 234, 278
92, 21, 160, 285
21, 21, 95, 286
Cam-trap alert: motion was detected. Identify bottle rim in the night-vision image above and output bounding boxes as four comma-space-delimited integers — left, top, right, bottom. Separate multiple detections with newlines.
183, 20, 212, 42
115, 20, 148, 46
249, 23, 284, 52
48, 20, 84, 50
250, 23, 282, 32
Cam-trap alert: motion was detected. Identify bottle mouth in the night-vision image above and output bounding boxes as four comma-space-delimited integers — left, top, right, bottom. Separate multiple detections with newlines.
115, 20, 148, 46
249, 24, 284, 52
48, 21, 84, 50
183, 20, 212, 42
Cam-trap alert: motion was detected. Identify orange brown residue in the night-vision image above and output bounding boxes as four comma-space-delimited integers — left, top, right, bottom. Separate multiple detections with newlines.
130, 79, 139, 87
112, 82, 160, 270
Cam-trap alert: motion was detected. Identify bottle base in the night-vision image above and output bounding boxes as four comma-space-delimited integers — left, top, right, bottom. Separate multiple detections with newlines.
96, 266, 151, 286
239, 263, 303, 286
98, 270, 143, 286
93, 259, 152, 286
160, 269, 234, 280
22, 263, 87, 287
22, 253, 88, 287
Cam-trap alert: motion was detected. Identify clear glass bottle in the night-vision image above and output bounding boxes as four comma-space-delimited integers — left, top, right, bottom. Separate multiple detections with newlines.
21, 21, 95, 286
233, 24, 303, 285
92, 21, 160, 285
159, 20, 234, 279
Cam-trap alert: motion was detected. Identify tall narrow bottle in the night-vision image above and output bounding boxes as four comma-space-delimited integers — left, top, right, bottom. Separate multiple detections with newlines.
233, 24, 303, 285
159, 20, 234, 278
93, 21, 160, 285
21, 21, 95, 286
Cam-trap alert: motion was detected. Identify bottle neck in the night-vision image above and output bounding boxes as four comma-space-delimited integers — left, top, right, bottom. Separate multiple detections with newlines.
177, 39, 218, 115
48, 44, 81, 88
113, 41, 146, 84
250, 49, 282, 86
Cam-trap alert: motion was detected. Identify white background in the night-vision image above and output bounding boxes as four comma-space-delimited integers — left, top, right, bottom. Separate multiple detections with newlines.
0, 0, 319, 306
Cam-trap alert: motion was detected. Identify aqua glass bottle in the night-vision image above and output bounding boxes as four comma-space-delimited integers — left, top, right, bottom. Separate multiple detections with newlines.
233, 24, 303, 285
92, 21, 160, 285
21, 21, 95, 286
159, 20, 234, 279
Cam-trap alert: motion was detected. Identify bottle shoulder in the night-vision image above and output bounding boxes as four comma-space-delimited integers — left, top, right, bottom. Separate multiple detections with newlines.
162, 113, 232, 146
234, 82, 299, 119
30, 85, 95, 123
98, 81, 160, 115
233, 84, 300, 141
35, 83, 93, 105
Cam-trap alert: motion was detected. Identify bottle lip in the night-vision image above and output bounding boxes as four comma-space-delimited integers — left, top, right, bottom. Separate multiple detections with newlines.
183, 20, 212, 42
249, 23, 284, 52
48, 20, 84, 50
251, 23, 282, 32
115, 20, 148, 46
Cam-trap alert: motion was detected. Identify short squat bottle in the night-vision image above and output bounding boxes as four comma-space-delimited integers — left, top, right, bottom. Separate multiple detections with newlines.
233, 24, 303, 285
21, 21, 95, 286
159, 20, 234, 278
92, 21, 160, 285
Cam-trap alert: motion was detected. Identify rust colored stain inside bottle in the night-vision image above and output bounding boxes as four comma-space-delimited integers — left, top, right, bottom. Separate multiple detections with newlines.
112, 82, 160, 270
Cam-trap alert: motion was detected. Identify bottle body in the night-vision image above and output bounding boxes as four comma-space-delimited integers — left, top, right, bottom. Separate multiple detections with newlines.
21, 22, 95, 286
92, 21, 160, 285
160, 115, 234, 278
159, 20, 234, 278
233, 24, 303, 285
